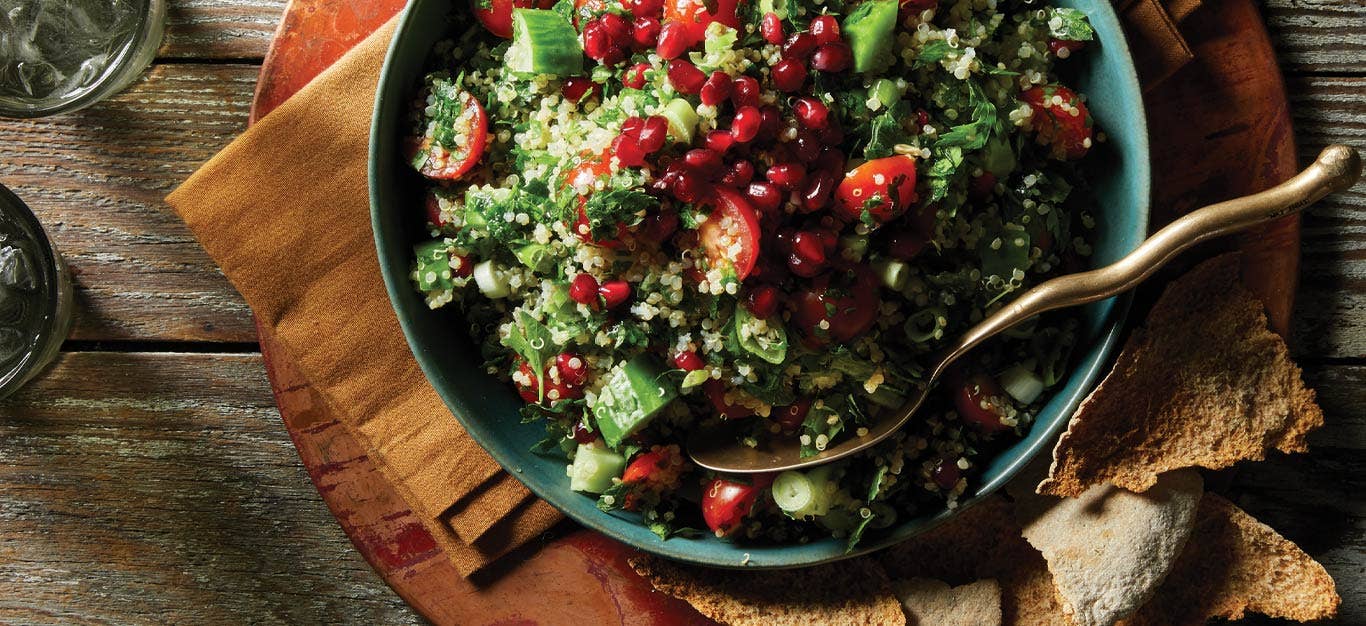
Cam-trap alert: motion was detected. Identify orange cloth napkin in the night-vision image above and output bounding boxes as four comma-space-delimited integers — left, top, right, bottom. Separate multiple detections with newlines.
166, 18, 560, 577
164, 2, 1200, 578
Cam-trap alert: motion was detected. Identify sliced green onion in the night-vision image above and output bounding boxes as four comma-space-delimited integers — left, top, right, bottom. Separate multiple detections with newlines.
1000, 364, 1044, 404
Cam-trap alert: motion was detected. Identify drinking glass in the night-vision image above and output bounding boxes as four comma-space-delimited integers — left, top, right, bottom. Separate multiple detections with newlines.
0, 183, 73, 399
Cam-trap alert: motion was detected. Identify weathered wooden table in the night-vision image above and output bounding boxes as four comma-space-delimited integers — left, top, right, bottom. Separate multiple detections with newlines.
0, 2, 1360, 623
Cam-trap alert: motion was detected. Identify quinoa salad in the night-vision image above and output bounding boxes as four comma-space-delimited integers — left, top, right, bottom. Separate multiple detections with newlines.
405, 0, 1100, 547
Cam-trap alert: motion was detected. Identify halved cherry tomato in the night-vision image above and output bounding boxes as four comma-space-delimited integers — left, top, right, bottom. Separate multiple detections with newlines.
663, 0, 741, 47
406, 89, 489, 181
1021, 85, 1093, 160
697, 186, 761, 280
565, 155, 627, 248
474, 0, 557, 38
701, 477, 760, 537
622, 445, 687, 491
705, 379, 754, 419
954, 373, 1013, 433
791, 264, 881, 346
423, 190, 446, 228
834, 156, 918, 227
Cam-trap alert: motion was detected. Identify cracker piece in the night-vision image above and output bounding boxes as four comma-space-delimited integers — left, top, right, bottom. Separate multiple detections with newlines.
892, 577, 1002, 626
878, 497, 1069, 626
628, 554, 906, 626
1014, 469, 1203, 626
1039, 253, 1324, 497
1119, 493, 1339, 625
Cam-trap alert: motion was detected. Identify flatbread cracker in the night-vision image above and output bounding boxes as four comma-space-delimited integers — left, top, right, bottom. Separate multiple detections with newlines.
892, 578, 1002, 626
1119, 493, 1339, 625
1039, 254, 1324, 497
878, 497, 1069, 626
1014, 469, 1203, 626
628, 554, 906, 626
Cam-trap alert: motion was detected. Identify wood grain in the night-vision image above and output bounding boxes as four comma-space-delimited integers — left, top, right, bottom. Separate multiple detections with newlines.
1262, 0, 1366, 75
0, 65, 258, 343
0, 352, 419, 624
159, 0, 287, 60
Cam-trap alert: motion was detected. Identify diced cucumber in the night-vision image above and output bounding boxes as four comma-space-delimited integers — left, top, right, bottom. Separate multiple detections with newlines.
773, 467, 834, 518
661, 98, 699, 144
506, 9, 583, 76
413, 240, 456, 292
868, 78, 900, 110
1000, 364, 1045, 404
590, 354, 678, 447
842, 0, 899, 74
732, 305, 788, 365
514, 242, 551, 271
567, 443, 625, 493
757, 0, 786, 19
875, 259, 909, 291
472, 260, 511, 298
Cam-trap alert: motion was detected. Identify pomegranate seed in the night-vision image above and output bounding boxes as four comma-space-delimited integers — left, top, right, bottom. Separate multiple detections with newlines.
1048, 39, 1085, 57
810, 41, 853, 72
671, 170, 708, 203
782, 32, 816, 60
569, 274, 600, 305
570, 420, 599, 443
765, 162, 807, 190
746, 285, 781, 318
793, 97, 829, 129
760, 12, 784, 44
601, 13, 633, 43
809, 15, 839, 44
562, 77, 599, 102
621, 115, 645, 137
699, 71, 733, 106
969, 172, 997, 200
704, 129, 735, 154
815, 146, 845, 176
628, 0, 662, 18
556, 352, 590, 386
637, 207, 679, 243
800, 171, 836, 212
684, 148, 723, 176
887, 227, 926, 260
775, 399, 811, 432
638, 115, 669, 153
633, 17, 661, 49
916, 109, 931, 129
721, 160, 755, 187
932, 458, 961, 490
674, 350, 705, 371
731, 76, 762, 108
667, 59, 706, 94
788, 231, 828, 277
818, 118, 844, 145
771, 58, 807, 92
745, 181, 783, 214
656, 22, 690, 59
612, 135, 647, 167
757, 105, 782, 141
450, 254, 473, 278
623, 62, 650, 89
598, 280, 632, 308
730, 106, 761, 143
793, 130, 822, 162
583, 21, 614, 61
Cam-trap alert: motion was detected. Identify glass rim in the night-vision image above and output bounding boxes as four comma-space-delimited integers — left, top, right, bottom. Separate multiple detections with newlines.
0, 0, 167, 119
0, 182, 68, 395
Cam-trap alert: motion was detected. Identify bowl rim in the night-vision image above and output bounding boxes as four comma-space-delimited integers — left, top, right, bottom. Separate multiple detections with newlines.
370, 0, 1150, 569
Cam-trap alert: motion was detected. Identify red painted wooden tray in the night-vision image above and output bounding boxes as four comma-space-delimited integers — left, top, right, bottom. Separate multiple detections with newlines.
248, 2, 1298, 623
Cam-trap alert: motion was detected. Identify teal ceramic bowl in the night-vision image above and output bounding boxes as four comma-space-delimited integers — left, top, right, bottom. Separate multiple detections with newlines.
370, 0, 1149, 568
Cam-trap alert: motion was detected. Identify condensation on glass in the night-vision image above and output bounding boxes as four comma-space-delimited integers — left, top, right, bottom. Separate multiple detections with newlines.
0, 183, 73, 399
0, 0, 165, 117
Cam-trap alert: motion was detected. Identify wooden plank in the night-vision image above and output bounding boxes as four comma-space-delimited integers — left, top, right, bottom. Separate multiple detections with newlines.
1262, 0, 1366, 75
0, 352, 420, 624
1289, 76, 1366, 360
0, 64, 257, 343
159, 0, 287, 60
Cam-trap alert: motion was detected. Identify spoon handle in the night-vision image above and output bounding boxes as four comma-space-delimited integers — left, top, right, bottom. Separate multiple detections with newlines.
934, 144, 1362, 379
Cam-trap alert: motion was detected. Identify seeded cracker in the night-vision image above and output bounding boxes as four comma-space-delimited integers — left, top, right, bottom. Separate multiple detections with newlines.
1039, 254, 1324, 497
1118, 493, 1339, 625
628, 554, 906, 626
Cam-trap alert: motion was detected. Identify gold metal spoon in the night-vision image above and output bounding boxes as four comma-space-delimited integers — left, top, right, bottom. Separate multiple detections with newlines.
688, 144, 1362, 474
